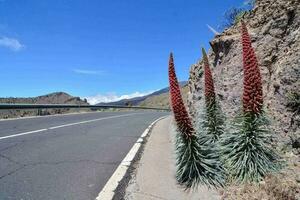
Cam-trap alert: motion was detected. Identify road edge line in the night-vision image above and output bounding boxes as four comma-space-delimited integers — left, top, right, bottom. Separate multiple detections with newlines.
95, 115, 168, 200
0, 113, 142, 141
0, 110, 132, 122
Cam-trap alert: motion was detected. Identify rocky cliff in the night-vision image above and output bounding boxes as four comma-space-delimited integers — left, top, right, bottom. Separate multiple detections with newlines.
188, 0, 299, 145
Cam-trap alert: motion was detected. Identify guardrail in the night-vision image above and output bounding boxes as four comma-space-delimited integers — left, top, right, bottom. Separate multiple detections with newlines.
0, 103, 170, 111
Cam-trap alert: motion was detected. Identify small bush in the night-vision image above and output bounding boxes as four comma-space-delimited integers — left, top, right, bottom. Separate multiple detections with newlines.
244, 0, 256, 8
287, 91, 300, 115
222, 8, 247, 29
221, 172, 300, 200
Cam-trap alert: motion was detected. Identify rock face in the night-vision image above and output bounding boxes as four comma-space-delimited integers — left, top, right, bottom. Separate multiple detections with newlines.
188, 0, 299, 143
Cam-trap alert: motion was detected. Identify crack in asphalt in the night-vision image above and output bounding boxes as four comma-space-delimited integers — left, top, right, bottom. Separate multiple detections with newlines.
0, 142, 22, 152
0, 165, 25, 180
132, 191, 170, 200
0, 153, 23, 166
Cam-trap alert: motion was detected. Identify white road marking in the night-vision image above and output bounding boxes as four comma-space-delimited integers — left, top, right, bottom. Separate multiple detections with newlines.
0, 113, 141, 141
96, 116, 167, 200
0, 129, 48, 140
0, 110, 120, 122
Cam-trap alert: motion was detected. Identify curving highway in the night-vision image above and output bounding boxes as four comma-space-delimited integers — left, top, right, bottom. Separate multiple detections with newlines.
0, 111, 168, 200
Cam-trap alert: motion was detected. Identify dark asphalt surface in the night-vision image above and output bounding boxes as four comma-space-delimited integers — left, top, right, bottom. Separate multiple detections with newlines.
0, 111, 169, 200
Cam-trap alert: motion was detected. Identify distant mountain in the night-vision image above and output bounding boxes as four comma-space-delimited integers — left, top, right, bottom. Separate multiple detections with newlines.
0, 92, 89, 119
97, 81, 188, 106
138, 84, 189, 109
0, 92, 88, 105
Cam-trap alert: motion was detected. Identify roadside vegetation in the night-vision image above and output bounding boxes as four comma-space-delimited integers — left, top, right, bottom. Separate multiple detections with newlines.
220, 0, 254, 30
167, 20, 299, 199
222, 8, 248, 29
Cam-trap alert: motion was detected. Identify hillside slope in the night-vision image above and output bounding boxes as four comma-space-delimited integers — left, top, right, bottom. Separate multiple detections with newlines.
138, 85, 189, 108
98, 81, 187, 107
0, 92, 88, 119
0, 92, 88, 105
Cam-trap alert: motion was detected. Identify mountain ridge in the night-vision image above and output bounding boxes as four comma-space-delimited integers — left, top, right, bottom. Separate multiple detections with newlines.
0, 92, 88, 119
96, 81, 188, 106
0, 92, 88, 105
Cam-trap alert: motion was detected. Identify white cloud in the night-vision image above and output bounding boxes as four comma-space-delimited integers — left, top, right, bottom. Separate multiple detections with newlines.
206, 24, 220, 35
73, 69, 104, 75
84, 91, 154, 105
0, 36, 24, 51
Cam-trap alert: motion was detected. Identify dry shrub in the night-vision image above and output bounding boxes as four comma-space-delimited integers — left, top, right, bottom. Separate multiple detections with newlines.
262, 174, 299, 200
221, 165, 300, 200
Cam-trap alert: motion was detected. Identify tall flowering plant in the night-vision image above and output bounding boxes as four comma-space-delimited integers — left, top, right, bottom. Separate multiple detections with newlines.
241, 21, 263, 114
199, 48, 225, 144
169, 53, 224, 188
220, 22, 282, 182
169, 53, 194, 138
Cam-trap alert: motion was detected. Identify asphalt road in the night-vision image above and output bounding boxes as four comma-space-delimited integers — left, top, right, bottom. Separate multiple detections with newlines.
0, 111, 169, 200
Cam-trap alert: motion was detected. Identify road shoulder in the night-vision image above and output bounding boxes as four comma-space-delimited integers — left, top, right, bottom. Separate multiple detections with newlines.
96, 115, 168, 200
124, 116, 221, 200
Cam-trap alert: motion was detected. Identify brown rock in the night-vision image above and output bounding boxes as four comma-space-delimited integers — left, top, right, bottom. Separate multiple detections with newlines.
187, 0, 300, 143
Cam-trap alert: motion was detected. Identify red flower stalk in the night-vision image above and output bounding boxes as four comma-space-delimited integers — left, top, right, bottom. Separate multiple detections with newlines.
168, 53, 194, 138
241, 21, 263, 114
202, 48, 216, 106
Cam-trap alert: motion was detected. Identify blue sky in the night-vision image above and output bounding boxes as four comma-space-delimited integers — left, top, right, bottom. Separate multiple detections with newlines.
0, 0, 247, 103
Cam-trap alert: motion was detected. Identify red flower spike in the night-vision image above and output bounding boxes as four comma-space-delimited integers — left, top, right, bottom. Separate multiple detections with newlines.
202, 48, 216, 106
168, 53, 195, 138
241, 21, 263, 114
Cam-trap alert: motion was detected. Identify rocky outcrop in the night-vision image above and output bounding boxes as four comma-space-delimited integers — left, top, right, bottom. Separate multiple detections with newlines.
188, 0, 300, 144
